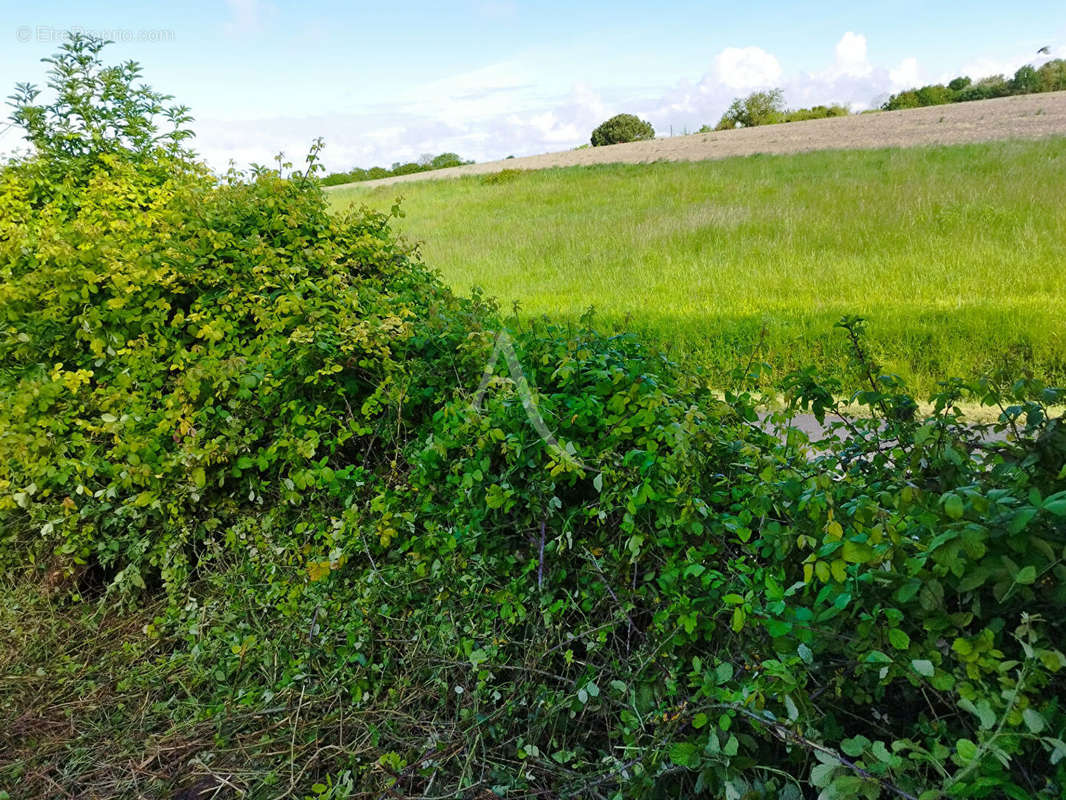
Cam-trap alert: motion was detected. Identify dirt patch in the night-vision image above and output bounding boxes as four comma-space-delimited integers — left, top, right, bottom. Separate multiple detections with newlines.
329, 91, 1066, 190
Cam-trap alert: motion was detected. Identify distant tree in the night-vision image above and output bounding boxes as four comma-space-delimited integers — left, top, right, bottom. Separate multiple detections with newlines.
430, 152, 465, 169
915, 84, 954, 106
779, 104, 849, 122
715, 89, 785, 129
1038, 59, 1066, 92
1011, 65, 1041, 94
590, 113, 655, 146
974, 74, 1011, 98
319, 152, 472, 186
882, 90, 920, 110
948, 76, 972, 92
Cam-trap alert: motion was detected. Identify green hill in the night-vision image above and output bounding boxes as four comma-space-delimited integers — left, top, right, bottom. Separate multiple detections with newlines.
330, 139, 1066, 393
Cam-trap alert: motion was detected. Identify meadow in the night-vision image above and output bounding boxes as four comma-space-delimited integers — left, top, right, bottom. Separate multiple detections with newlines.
330, 139, 1066, 394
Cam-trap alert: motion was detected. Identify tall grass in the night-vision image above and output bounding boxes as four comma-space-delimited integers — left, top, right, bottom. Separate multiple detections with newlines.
329, 139, 1066, 392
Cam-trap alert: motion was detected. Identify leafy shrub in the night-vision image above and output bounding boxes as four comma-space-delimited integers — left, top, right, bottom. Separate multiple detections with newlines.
713, 92, 848, 129
1012, 64, 1042, 94
429, 152, 465, 169
590, 113, 655, 146
716, 89, 786, 129
480, 168, 523, 185
0, 35, 491, 591
1038, 59, 1066, 92
779, 103, 849, 123
916, 84, 955, 106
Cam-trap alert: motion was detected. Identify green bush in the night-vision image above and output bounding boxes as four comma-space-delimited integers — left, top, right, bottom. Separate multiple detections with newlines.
1012, 65, 1042, 94
0, 35, 490, 590
1038, 59, 1066, 92
779, 103, 849, 122
716, 89, 785, 129
590, 113, 655, 146
713, 92, 847, 129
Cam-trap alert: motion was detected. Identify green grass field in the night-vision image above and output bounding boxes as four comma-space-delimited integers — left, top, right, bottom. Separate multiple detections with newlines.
329, 139, 1066, 393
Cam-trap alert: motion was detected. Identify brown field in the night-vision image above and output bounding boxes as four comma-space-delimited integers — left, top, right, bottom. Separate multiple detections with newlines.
332, 90, 1066, 189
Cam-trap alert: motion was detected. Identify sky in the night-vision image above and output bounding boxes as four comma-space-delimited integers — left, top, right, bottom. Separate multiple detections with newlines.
1, 1, 1064, 172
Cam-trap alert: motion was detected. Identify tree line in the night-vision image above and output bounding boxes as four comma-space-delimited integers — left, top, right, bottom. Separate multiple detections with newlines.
882, 59, 1066, 110
320, 151, 472, 186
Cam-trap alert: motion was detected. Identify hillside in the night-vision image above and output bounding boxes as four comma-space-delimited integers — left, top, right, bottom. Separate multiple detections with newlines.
327, 90, 1066, 189
329, 137, 1066, 393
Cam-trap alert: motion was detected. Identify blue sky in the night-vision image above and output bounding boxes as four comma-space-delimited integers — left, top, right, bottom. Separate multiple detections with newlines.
2, 1, 1064, 171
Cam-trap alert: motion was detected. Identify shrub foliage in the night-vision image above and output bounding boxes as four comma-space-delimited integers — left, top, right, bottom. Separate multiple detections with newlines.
2, 36, 1066, 800
714, 89, 849, 130
590, 113, 656, 146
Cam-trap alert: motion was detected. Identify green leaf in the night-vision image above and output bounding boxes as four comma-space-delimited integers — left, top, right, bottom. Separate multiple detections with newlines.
871, 740, 895, 764
830, 558, 848, 582
192, 466, 206, 488
1023, 708, 1045, 733
841, 540, 874, 563
592, 473, 603, 493
911, 659, 934, 677
669, 741, 700, 768
810, 762, 837, 788
943, 493, 965, 520
841, 735, 870, 757
1043, 491, 1066, 517
888, 629, 910, 650
692, 712, 708, 729
784, 694, 799, 721
716, 662, 734, 684
894, 579, 921, 603
797, 643, 813, 664
956, 738, 978, 762
731, 606, 745, 632
1015, 565, 1037, 585
1009, 507, 1038, 533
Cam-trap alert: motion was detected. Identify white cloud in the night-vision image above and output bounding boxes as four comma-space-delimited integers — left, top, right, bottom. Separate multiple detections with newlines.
104, 32, 1058, 174
889, 57, 921, 89
833, 32, 872, 77
711, 47, 782, 90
